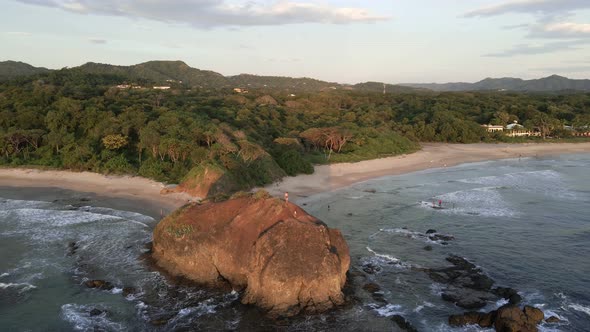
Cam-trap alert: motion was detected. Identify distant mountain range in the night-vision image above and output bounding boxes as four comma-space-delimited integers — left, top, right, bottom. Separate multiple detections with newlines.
1, 60, 589, 93
401, 75, 590, 92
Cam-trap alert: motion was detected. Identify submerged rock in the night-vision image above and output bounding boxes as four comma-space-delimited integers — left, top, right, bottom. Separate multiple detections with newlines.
152, 195, 350, 317
391, 315, 418, 332
89, 308, 104, 316
545, 316, 561, 323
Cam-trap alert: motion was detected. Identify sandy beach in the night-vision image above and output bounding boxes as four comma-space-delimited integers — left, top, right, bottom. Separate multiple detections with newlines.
0, 169, 193, 217
265, 142, 590, 198
1, 143, 590, 211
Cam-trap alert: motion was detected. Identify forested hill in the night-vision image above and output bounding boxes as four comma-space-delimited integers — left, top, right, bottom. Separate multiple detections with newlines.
77, 61, 227, 88
0, 60, 420, 93
0, 61, 50, 81
402, 75, 590, 92
0, 66, 589, 198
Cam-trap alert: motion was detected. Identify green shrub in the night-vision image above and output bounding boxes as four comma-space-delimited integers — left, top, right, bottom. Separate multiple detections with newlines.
102, 154, 134, 174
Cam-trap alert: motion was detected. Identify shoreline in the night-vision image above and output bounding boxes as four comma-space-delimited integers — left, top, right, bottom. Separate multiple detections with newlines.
264, 142, 590, 198
1, 143, 590, 212
0, 169, 193, 218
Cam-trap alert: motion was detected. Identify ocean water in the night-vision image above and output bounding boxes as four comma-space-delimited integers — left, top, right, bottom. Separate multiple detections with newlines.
1, 154, 590, 331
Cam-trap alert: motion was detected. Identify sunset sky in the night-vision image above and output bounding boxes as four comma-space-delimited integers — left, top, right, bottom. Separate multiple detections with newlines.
2, 0, 590, 83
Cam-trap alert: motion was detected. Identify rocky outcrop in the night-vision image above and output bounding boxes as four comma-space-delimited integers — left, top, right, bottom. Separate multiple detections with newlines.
449, 304, 546, 332
171, 162, 239, 199
152, 195, 350, 316
427, 255, 497, 309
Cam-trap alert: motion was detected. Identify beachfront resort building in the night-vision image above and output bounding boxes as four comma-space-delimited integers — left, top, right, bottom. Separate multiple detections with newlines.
481, 124, 505, 132
482, 121, 539, 137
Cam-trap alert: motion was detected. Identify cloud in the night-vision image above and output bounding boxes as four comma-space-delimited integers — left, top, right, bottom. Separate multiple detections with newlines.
465, 0, 590, 55
463, 0, 590, 18
535, 21, 590, 37
88, 38, 107, 44
484, 40, 589, 57
16, 0, 389, 27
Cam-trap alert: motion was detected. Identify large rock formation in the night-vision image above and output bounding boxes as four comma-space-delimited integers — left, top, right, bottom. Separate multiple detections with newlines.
152, 194, 350, 316
449, 304, 546, 332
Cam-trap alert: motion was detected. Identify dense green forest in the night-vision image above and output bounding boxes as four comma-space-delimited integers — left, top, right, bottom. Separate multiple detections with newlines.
1, 66, 589, 195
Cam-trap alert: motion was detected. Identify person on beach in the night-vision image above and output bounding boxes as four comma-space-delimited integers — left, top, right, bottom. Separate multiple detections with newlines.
438, 200, 442, 207
284, 192, 289, 203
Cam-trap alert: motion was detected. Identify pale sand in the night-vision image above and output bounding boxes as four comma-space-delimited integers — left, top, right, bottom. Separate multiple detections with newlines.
265, 142, 590, 198
1, 143, 589, 211
0, 169, 193, 213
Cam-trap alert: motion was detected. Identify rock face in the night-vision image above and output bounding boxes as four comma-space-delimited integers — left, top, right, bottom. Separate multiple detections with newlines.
152, 195, 350, 316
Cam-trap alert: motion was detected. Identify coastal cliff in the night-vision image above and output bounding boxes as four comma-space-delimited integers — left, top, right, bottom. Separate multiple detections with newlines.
152, 193, 350, 316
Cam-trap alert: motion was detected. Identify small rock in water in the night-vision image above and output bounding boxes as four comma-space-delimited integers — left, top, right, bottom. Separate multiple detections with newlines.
122, 287, 136, 297
67, 242, 79, 256
89, 309, 104, 316
423, 245, 433, 251
391, 315, 418, 332
362, 283, 381, 293
362, 263, 381, 275
84, 280, 114, 291
150, 319, 170, 326
546, 316, 561, 323
363, 189, 377, 194
428, 234, 455, 242
425, 229, 437, 234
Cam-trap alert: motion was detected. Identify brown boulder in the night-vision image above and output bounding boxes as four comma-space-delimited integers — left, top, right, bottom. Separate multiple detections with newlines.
545, 316, 560, 323
495, 304, 542, 332
523, 305, 544, 325
449, 311, 496, 328
152, 196, 350, 316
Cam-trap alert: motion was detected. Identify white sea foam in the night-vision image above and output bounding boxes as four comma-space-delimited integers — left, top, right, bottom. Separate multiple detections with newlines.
366, 246, 401, 263
61, 303, 125, 332
81, 206, 155, 224
0, 282, 37, 292
568, 303, 590, 316
0, 273, 9, 278
414, 301, 435, 313
368, 303, 403, 317
379, 228, 452, 245
458, 170, 579, 200
0, 198, 54, 210
429, 283, 445, 297
423, 186, 517, 218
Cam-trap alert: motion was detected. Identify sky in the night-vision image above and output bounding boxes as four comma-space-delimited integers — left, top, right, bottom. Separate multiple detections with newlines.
1, 0, 590, 84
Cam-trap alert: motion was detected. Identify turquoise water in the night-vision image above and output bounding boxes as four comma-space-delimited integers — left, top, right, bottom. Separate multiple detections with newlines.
1, 154, 589, 331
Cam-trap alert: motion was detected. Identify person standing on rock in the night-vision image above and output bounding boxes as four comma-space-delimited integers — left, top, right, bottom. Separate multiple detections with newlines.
284, 192, 289, 203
